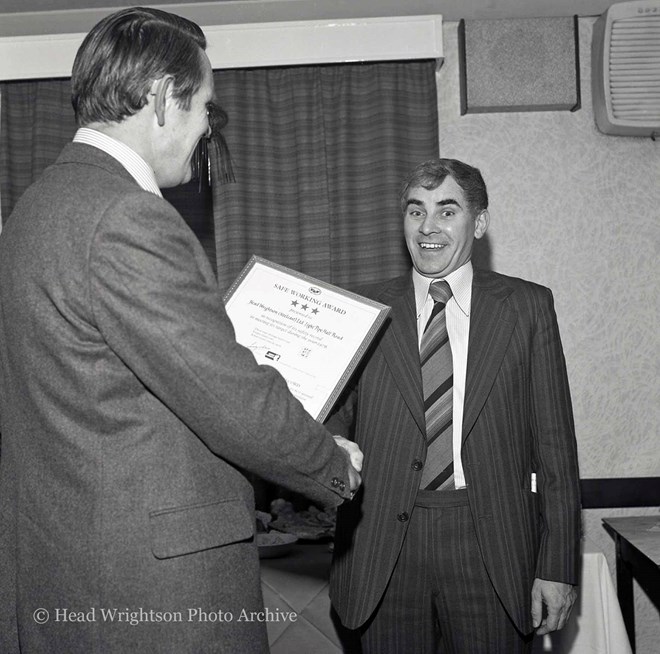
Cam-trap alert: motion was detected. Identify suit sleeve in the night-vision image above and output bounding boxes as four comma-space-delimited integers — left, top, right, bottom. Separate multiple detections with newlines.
530, 287, 581, 584
88, 191, 352, 507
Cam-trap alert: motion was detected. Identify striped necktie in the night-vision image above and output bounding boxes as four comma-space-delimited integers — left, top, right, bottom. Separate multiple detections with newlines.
419, 280, 455, 490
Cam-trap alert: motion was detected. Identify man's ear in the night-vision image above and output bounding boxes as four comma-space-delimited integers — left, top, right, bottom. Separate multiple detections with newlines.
151, 76, 174, 127
474, 209, 490, 239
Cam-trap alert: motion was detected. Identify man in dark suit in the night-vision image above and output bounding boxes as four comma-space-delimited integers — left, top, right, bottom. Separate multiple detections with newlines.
0, 8, 361, 653
327, 159, 581, 653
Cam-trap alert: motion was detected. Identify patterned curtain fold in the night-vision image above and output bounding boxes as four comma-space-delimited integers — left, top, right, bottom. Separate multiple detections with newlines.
0, 79, 77, 219
211, 61, 439, 292
0, 61, 439, 292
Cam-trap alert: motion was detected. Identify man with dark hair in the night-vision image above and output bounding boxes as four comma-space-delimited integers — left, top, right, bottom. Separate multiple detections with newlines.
327, 158, 580, 653
0, 7, 361, 653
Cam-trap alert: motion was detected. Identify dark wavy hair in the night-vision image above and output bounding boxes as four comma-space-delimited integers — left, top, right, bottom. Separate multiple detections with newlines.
399, 158, 489, 216
71, 7, 207, 126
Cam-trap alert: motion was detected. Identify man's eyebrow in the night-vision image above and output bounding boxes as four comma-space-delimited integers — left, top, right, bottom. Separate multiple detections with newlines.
405, 197, 463, 210
437, 198, 462, 208
405, 197, 462, 207
405, 198, 424, 208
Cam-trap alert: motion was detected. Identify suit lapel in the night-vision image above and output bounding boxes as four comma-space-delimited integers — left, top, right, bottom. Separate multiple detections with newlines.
371, 270, 518, 441
376, 274, 426, 435
462, 270, 517, 441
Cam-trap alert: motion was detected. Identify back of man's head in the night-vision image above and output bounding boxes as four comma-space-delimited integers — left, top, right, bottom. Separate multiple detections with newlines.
71, 6, 207, 127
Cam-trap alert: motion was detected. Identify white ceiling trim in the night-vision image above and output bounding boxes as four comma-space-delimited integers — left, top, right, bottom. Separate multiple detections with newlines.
0, 14, 443, 81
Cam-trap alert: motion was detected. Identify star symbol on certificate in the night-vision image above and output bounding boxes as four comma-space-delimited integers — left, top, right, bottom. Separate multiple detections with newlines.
301, 304, 309, 311
311, 308, 319, 315
291, 300, 298, 307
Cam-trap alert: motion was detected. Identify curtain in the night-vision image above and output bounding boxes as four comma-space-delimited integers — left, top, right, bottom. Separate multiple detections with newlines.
0, 60, 439, 290
0, 78, 217, 262
211, 61, 439, 292
0, 79, 77, 219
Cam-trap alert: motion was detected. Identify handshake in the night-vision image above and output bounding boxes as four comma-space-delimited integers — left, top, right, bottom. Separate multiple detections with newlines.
333, 435, 364, 498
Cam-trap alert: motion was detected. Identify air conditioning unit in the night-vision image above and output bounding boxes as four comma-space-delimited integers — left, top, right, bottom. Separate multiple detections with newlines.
592, 0, 660, 136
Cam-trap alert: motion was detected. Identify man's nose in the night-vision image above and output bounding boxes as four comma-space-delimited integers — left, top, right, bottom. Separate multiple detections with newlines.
420, 215, 439, 234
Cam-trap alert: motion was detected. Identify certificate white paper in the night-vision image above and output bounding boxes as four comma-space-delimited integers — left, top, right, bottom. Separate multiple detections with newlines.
224, 256, 390, 422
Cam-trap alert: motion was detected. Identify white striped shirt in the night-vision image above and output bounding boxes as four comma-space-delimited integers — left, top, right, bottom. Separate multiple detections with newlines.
73, 128, 162, 197
413, 261, 473, 489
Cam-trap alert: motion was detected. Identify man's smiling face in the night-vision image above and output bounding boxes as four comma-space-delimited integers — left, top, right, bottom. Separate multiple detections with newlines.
403, 175, 489, 279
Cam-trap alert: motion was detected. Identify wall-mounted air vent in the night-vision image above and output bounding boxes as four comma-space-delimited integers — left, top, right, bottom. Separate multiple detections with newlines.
592, 0, 660, 136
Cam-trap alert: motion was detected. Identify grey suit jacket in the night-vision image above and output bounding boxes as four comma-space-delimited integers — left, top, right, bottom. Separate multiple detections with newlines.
0, 143, 352, 653
327, 269, 581, 633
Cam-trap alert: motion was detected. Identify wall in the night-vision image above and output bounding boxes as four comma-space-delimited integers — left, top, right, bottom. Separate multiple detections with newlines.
436, 17, 659, 652
0, 0, 618, 36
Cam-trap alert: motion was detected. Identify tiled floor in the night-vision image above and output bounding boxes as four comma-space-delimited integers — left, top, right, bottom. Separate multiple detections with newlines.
260, 543, 342, 653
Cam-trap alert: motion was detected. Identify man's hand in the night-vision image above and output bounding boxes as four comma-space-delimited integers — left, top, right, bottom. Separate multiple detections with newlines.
531, 578, 577, 635
332, 435, 363, 495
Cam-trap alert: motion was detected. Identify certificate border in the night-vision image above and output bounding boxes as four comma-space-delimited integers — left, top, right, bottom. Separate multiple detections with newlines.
223, 255, 390, 422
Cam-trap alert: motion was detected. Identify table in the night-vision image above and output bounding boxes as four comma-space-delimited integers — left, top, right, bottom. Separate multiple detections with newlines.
603, 516, 660, 653
261, 540, 631, 653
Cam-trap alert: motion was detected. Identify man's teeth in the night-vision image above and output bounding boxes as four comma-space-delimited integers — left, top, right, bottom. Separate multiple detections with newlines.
420, 243, 446, 249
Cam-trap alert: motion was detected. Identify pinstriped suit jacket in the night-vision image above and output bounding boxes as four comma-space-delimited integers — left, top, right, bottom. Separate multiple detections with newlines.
327, 269, 581, 634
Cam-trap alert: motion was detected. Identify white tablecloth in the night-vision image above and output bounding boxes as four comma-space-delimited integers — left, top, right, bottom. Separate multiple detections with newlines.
533, 541, 632, 653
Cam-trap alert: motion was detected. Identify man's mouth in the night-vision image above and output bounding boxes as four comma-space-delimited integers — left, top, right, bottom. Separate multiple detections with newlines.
420, 243, 447, 250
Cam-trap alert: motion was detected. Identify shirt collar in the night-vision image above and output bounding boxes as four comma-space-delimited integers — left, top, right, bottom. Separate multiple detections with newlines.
73, 127, 162, 197
412, 261, 473, 318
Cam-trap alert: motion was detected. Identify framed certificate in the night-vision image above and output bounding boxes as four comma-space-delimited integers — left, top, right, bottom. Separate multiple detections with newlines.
224, 256, 390, 422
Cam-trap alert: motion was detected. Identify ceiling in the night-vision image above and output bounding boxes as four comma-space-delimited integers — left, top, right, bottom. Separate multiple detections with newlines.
1, 0, 617, 37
